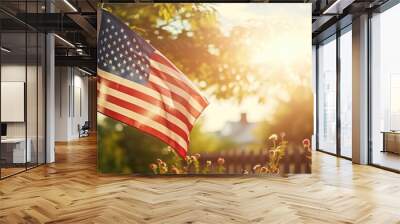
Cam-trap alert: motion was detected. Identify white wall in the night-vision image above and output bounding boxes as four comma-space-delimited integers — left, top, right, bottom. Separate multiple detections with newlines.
54, 67, 89, 141
1, 65, 38, 138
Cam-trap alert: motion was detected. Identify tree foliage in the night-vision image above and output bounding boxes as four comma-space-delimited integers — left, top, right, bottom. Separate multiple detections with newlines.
102, 3, 307, 103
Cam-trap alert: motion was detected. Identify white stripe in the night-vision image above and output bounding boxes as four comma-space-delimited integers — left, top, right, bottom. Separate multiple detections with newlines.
98, 96, 188, 150
98, 69, 196, 123
98, 84, 190, 134
150, 57, 203, 94
149, 73, 203, 113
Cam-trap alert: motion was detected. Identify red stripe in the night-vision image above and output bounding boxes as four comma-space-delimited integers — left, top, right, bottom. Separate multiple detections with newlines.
98, 105, 187, 158
150, 67, 208, 108
146, 79, 201, 118
97, 91, 189, 144
98, 75, 193, 130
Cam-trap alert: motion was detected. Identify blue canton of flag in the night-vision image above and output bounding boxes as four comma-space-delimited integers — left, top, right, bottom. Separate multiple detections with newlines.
97, 12, 154, 85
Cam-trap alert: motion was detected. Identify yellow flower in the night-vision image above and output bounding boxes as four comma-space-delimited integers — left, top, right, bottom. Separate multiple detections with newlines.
268, 134, 278, 141
260, 167, 268, 173
252, 164, 261, 171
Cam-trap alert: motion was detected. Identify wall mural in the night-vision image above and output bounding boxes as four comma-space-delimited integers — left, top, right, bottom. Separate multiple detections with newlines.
97, 3, 313, 175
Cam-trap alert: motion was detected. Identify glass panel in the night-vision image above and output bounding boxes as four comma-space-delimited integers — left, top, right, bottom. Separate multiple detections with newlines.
339, 28, 352, 158
0, 1, 46, 178
318, 36, 337, 154
371, 4, 400, 171
1, 30, 27, 177
38, 32, 45, 165
26, 0, 40, 169
27, 31, 38, 169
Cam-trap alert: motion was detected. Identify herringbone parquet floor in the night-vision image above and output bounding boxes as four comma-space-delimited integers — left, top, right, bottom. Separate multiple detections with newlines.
1, 135, 400, 224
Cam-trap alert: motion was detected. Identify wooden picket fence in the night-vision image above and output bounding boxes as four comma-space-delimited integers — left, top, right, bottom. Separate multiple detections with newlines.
197, 145, 311, 174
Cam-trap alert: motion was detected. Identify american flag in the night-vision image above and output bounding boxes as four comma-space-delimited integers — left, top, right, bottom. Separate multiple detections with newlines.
97, 10, 209, 158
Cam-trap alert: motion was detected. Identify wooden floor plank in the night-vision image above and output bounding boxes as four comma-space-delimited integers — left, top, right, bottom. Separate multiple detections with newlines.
0, 135, 400, 223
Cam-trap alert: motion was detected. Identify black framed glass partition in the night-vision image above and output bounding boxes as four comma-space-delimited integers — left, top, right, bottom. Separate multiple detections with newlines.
0, 0, 46, 179
317, 35, 337, 155
316, 25, 353, 159
339, 26, 352, 159
370, 2, 400, 171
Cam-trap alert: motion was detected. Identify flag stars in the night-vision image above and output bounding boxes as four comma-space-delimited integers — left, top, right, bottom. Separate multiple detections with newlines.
99, 17, 152, 84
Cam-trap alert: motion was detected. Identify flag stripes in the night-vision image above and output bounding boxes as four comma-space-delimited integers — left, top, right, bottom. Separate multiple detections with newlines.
98, 70, 197, 125
98, 93, 190, 144
98, 105, 188, 158
149, 56, 208, 107
97, 83, 190, 134
97, 68, 203, 157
